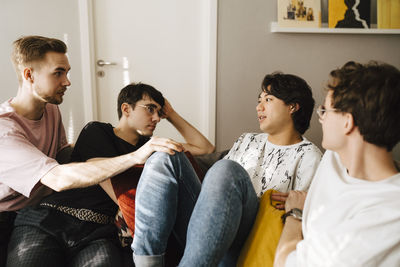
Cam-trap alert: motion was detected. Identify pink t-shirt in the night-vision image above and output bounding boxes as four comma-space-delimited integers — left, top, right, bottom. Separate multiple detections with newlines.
0, 99, 68, 211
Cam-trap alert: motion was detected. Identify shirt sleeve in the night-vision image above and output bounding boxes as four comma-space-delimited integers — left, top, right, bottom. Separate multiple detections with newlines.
0, 130, 58, 197
224, 133, 247, 160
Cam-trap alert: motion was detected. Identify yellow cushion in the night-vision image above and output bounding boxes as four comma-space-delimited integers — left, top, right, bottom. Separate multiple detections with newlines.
237, 189, 285, 267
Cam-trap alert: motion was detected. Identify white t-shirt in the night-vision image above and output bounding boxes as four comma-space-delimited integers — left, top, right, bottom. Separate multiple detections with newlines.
224, 133, 322, 196
0, 99, 68, 211
289, 150, 400, 267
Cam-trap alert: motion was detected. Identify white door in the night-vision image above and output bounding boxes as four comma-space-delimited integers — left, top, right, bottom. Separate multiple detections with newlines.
85, 0, 216, 143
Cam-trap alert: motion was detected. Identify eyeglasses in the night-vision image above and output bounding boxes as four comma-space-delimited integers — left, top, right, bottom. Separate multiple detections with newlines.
316, 105, 337, 119
137, 104, 164, 117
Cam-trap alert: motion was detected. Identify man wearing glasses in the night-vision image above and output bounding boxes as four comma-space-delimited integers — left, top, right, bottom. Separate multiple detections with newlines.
3, 36, 214, 266
274, 61, 400, 266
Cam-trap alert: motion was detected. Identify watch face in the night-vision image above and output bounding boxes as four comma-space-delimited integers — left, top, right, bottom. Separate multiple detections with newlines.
292, 208, 303, 220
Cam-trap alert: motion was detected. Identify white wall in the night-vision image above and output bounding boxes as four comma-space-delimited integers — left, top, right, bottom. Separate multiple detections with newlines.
0, 0, 85, 143
216, 0, 400, 160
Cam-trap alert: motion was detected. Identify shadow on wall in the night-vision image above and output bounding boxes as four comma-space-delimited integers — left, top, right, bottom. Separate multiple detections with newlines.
394, 144, 400, 162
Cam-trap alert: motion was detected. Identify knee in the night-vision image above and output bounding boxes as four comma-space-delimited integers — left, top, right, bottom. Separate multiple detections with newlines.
140, 151, 188, 187
146, 151, 186, 166
203, 159, 249, 187
146, 151, 171, 164
209, 159, 247, 177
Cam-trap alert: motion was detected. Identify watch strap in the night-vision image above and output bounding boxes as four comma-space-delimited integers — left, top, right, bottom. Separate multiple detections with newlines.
281, 208, 302, 224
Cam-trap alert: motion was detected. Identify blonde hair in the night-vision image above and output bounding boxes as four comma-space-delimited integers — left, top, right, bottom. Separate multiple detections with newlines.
11, 35, 67, 85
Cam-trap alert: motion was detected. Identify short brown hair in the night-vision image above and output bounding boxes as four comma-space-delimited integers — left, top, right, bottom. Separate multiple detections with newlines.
11, 35, 67, 85
328, 61, 400, 151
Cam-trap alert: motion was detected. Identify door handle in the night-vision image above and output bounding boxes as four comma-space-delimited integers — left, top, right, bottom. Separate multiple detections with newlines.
97, 59, 117, 67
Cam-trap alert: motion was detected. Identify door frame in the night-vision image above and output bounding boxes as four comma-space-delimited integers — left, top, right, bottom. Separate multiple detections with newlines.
78, 0, 218, 143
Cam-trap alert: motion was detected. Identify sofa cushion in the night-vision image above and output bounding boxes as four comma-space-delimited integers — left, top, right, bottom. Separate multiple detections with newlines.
237, 189, 285, 267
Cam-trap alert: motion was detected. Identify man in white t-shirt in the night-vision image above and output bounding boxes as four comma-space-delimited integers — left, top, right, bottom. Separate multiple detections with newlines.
274, 61, 400, 267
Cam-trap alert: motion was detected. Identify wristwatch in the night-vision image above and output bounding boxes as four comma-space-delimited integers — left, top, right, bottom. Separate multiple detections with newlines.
281, 208, 302, 224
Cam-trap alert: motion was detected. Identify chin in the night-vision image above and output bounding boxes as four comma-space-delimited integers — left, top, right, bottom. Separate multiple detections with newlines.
142, 131, 154, 137
49, 97, 63, 105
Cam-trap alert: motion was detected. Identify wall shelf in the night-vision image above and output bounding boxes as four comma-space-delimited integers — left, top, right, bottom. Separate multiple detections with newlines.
270, 22, 400, 34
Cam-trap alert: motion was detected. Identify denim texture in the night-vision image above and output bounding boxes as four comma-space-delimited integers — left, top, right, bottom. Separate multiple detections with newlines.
180, 159, 259, 267
132, 151, 201, 266
132, 153, 258, 267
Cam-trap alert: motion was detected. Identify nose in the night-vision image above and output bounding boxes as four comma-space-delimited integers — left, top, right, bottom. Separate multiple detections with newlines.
63, 75, 71, 87
256, 102, 264, 111
152, 112, 161, 123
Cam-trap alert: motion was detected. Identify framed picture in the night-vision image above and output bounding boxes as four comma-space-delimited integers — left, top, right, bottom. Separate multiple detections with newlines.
278, 0, 321, 28
377, 0, 400, 29
329, 0, 371, 28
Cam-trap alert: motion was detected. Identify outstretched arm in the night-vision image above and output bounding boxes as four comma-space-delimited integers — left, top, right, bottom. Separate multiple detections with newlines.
274, 191, 307, 267
41, 136, 184, 192
163, 99, 215, 155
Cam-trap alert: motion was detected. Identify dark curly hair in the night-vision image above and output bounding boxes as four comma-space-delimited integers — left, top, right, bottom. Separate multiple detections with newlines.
262, 72, 315, 134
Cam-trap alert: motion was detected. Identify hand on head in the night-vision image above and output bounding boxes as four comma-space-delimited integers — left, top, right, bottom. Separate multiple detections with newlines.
161, 99, 175, 119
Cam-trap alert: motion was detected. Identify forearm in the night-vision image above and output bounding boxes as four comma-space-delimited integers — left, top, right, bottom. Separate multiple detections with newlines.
274, 217, 303, 267
167, 111, 214, 155
41, 152, 140, 192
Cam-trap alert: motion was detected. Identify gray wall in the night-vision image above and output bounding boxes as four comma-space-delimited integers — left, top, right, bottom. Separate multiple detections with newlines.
0, 0, 85, 143
216, 0, 400, 161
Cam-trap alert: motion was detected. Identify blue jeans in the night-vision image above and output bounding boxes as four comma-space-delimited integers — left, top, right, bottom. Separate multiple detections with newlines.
133, 154, 258, 267
132, 152, 202, 267
180, 159, 259, 267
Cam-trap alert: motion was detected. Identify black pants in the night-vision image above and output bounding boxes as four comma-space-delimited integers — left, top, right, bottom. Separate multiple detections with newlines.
0, 211, 16, 267
7, 207, 124, 267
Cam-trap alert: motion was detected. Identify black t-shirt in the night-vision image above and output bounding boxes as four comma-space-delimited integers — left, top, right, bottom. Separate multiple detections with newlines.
41, 121, 149, 216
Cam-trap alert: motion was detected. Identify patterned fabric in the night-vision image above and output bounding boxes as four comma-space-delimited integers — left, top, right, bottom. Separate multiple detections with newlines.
115, 209, 133, 247
7, 225, 122, 267
225, 133, 322, 197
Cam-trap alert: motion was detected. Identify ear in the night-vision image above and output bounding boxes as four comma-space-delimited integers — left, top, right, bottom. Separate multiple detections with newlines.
120, 103, 132, 117
343, 112, 356, 135
289, 103, 299, 114
23, 68, 34, 83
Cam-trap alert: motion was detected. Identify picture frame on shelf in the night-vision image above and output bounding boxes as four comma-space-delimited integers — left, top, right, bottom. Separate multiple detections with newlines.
277, 0, 321, 28
378, 0, 400, 29
329, 0, 371, 29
